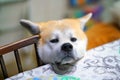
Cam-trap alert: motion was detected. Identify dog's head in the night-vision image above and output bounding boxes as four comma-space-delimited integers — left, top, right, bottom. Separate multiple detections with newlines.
20, 13, 92, 74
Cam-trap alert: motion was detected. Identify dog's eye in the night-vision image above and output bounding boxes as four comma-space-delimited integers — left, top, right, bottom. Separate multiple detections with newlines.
71, 37, 77, 42
50, 39, 59, 43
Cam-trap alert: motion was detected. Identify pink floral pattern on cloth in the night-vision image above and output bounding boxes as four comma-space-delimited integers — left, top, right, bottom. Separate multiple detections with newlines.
6, 39, 120, 80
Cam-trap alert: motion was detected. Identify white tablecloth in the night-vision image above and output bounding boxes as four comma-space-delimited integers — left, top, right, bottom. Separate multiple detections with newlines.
6, 39, 120, 80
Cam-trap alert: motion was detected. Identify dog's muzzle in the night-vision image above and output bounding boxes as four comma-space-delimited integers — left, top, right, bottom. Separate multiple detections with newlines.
60, 43, 75, 64
61, 43, 73, 52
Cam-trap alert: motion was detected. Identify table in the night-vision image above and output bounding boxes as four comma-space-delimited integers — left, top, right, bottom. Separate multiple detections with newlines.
6, 39, 120, 80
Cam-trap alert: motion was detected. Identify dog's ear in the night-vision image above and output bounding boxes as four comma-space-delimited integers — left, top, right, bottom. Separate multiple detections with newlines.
20, 19, 40, 35
79, 13, 92, 30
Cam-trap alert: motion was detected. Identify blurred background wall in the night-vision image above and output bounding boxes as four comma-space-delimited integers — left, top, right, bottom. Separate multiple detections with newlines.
0, 0, 119, 77
0, 0, 118, 45
0, 0, 68, 45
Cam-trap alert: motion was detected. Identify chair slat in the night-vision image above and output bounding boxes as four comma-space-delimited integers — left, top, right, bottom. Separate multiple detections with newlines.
34, 43, 43, 66
14, 50, 23, 73
0, 55, 8, 78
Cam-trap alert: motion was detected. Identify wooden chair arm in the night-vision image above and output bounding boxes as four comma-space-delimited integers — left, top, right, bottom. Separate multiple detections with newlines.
0, 35, 40, 55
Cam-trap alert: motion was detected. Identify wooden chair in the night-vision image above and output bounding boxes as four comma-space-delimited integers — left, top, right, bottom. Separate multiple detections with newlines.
0, 35, 42, 79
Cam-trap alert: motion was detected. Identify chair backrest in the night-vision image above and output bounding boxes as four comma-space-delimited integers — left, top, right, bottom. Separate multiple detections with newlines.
0, 35, 42, 79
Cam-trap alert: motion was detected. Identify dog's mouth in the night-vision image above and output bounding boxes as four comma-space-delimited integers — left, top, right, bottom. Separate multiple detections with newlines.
54, 56, 79, 70
51, 56, 83, 74
59, 56, 75, 64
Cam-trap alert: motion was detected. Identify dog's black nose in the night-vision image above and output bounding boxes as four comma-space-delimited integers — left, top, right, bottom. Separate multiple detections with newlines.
61, 43, 73, 52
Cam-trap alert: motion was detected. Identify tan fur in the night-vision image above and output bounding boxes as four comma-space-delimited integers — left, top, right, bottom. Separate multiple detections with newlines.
37, 19, 87, 45
20, 13, 92, 74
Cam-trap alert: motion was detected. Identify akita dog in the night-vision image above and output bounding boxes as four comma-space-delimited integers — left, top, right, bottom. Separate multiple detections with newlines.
20, 13, 92, 74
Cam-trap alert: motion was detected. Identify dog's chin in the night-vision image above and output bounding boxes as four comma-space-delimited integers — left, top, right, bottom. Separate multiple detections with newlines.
52, 57, 79, 74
